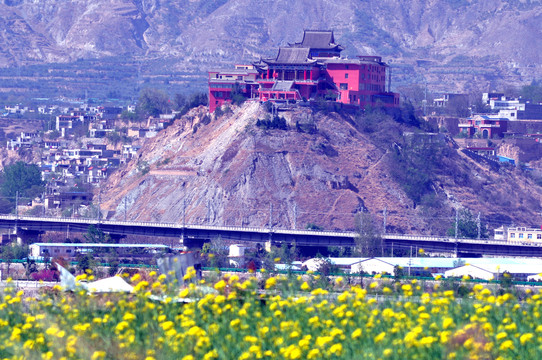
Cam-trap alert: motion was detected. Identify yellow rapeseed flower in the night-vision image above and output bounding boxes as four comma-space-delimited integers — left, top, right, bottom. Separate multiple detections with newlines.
351, 328, 362, 339
383, 349, 393, 357
307, 348, 320, 359
91, 351, 106, 360
375, 331, 386, 343
214, 280, 227, 291
329, 343, 342, 355
520, 333, 533, 345
123, 312, 136, 321
499, 340, 514, 351
265, 277, 277, 289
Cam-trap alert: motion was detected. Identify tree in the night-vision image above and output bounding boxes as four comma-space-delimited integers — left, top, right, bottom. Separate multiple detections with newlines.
187, 92, 208, 108
266, 242, 299, 274
0, 161, 44, 210
389, 139, 449, 208
453, 258, 466, 267
230, 85, 246, 106
315, 256, 341, 276
173, 93, 187, 110
84, 225, 114, 243
354, 212, 383, 257
1, 244, 28, 277
121, 110, 136, 123
521, 80, 542, 103
201, 236, 229, 268
77, 253, 96, 274
446, 95, 470, 117
136, 88, 171, 120
0, 197, 13, 214
447, 208, 487, 239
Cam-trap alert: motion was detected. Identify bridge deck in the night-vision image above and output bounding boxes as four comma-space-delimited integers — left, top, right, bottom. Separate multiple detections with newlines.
0, 215, 541, 256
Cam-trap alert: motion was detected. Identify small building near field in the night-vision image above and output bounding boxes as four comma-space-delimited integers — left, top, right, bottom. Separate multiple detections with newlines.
444, 264, 495, 280
350, 258, 395, 275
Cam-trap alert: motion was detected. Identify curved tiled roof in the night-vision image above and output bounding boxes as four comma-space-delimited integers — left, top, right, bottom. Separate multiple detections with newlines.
264, 47, 316, 65
291, 30, 344, 51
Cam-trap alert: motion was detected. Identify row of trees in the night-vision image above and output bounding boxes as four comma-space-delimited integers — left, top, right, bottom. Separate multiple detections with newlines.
131, 88, 208, 121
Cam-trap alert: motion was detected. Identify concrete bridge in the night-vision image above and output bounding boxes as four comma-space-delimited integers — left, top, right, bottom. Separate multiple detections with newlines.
0, 215, 541, 257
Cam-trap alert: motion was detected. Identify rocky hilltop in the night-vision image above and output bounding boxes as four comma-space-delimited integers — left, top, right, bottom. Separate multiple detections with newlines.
0, 0, 541, 91
100, 102, 542, 234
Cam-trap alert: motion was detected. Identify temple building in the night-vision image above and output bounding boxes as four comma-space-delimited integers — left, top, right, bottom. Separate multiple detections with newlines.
208, 30, 399, 112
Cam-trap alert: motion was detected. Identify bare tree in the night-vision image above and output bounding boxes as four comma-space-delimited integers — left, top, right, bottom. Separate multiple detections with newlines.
354, 212, 382, 257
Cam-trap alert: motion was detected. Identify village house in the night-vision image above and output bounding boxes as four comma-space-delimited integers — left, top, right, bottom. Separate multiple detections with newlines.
7, 131, 40, 150
458, 115, 508, 139
4, 105, 29, 115
433, 93, 468, 108
44, 191, 93, 210
122, 144, 141, 162
208, 30, 399, 112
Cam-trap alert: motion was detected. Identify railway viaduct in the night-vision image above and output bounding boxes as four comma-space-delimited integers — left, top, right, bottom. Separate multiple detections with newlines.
0, 215, 541, 257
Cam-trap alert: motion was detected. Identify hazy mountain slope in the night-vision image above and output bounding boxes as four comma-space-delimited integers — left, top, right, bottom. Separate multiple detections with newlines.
0, 0, 541, 90
0, 4, 64, 65
99, 102, 542, 234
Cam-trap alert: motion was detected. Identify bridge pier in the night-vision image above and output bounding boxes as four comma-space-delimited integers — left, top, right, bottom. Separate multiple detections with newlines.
180, 237, 206, 250
13, 228, 43, 245
109, 234, 126, 243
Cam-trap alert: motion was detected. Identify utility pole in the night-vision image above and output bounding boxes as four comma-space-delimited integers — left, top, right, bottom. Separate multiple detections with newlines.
422, 82, 428, 116
97, 192, 101, 223
455, 207, 459, 240
182, 199, 186, 226
391, 242, 394, 257
15, 191, 18, 220
293, 203, 297, 230
269, 203, 273, 230
477, 212, 481, 240
408, 246, 412, 276
181, 199, 186, 247
383, 207, 387, 234
207, 199, 211, 225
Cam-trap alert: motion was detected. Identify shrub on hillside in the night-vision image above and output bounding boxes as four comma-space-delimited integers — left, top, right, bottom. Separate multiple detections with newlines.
256, 115, 287, 130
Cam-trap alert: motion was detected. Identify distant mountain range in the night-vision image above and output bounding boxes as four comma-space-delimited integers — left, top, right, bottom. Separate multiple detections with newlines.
1, 0, 541, 94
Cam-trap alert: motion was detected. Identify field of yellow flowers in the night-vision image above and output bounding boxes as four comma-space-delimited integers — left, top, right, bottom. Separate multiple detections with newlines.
0, 270, 541, 359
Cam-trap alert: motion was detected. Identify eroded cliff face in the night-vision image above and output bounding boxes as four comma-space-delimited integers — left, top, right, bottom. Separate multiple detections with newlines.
100, 102, 542, 234
101, 102, 410, 231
